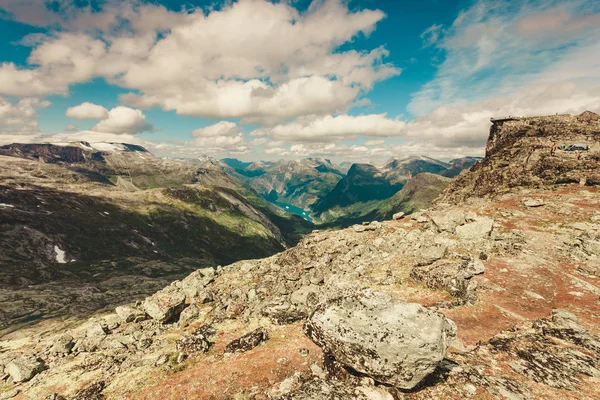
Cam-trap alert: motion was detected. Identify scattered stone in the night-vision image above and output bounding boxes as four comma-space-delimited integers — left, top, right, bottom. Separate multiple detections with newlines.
176, 324, 215, 355
304, 291, 456, 389
180, 268, 215, 300
455, 217, 494, 240
143, 286, 187, 324
115, 305, 148, 323
49, 334, 74, 355
430, 210, 466, 232
71, 381, 105, 400
523, 198, 544, 207
86, 322, 108, 337
411, 212, 428, 223
178, 304, 212, 327
416, 245, 447, 266
154, 354, 170, 366
462, 258, 485, 278
392, 212, 405, 220
225, 327, 269, 353
5, 357, 45, 383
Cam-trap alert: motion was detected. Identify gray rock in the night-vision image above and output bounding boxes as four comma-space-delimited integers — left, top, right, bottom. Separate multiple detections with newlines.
462, 258, 486, 278
411, 212, 428, 223
155, 354, 170, 366
102, 314, 121, 330
455, 217, 494, 240
392, 212, 405, 220
115, 305, 148, 323
49, 334, 74, 355
86, 322, 107, 337
143, 286, 187, 324
352, 225, 367, 233
416, 245, 447, 266
305, 291, 456, 389
5, 357, 45, 383
178, 303, 212, 327
430, 211, 466, 232
180, 268, 215, 300
523, 198, 545, 207
290, 285, 321, 309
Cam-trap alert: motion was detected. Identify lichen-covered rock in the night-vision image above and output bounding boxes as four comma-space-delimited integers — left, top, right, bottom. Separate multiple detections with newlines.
304, 291, 456, 390
225, 327, 269, 353
176, 324, 215, 355
115, 305, 148, 323
179, 268, 215, 300
5, 357, 45, 383
142, 285, 186, 324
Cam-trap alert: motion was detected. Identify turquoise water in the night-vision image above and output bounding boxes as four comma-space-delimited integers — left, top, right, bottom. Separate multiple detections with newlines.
272, 200, 313, 222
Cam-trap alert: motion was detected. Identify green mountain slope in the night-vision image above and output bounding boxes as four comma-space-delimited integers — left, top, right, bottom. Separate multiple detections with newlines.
317, 173, 452, 227
0, 143, 311, 329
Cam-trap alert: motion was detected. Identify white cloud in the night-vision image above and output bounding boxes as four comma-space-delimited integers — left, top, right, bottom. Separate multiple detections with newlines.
364, 139, 385, 146
251, 114, 407, 142
420, 24, 443, 47
64, 102, 153, 135
0, 0, 398, 123
91, 106, 153, 134
189, 121, 249, 154
0, 97, 50, 141
65, 124, 79, 131
410, 0, 600, 117
66, 102, 109, 120
192, 121, 239, 138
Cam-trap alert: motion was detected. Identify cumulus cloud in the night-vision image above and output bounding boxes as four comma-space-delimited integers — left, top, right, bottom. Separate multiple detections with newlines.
66, 102, 109, 120
0, 0, 398, 123
0, 97, 50, 142
92, 106, 153, 134
189, 121, 249, 154
65, 124, 79, 131
64, 102, 153, 135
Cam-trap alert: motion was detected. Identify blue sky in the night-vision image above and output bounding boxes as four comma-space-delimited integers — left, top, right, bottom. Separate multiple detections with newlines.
1, 0, 599, 162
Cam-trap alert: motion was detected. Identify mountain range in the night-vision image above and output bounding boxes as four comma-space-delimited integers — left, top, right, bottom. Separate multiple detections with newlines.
2, 111, 599, 399
221, 155, 480, 223
0, 142, 311, 330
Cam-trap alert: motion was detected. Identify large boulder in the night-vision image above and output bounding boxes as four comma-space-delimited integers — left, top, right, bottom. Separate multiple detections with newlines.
5, 357, 45, 383
304, 291, 456, 390
143, 286, 187, 324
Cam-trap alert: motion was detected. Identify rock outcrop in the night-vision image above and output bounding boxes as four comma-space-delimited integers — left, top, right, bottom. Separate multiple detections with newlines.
443, 112, 600, 202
